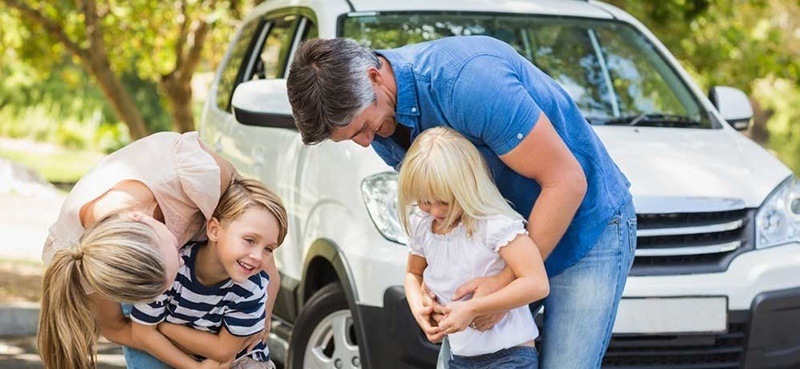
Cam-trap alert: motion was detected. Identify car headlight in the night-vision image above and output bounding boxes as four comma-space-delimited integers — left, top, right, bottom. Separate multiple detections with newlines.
361, 172, 408, 245
756, 176, 800, 249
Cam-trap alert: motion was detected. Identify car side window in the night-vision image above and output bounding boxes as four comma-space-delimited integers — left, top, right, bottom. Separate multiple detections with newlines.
251, 15, 297, 81
216, 19, 262, 112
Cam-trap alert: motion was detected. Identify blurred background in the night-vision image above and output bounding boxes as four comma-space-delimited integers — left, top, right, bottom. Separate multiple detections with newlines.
0, 0, 797, 367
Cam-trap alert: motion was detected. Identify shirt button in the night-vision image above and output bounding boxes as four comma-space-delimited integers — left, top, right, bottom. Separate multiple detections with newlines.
517, 133, 524, 139
411, 107, 417, 113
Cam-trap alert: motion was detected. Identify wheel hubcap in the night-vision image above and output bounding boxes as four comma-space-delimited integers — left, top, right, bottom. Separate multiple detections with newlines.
303, 310, 360, 369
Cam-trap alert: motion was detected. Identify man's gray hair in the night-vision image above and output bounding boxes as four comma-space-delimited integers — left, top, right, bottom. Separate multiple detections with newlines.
287, 38, 381, 145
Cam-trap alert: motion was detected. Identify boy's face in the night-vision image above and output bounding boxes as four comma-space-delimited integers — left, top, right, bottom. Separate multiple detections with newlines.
208, 207, 280, 283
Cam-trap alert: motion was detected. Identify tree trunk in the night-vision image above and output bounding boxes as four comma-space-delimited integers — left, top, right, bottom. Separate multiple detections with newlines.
84, 53, 150, 140
746, 97, 772, 147
161, 75, 195, 133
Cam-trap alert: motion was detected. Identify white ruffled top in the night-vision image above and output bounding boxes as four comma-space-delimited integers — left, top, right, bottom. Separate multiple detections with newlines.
43, 132, 221, 267
408, 212, 538, 357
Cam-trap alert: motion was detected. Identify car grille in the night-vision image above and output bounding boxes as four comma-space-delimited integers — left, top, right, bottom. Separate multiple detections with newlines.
629, 209, 754, 276
603, 319, 748, 369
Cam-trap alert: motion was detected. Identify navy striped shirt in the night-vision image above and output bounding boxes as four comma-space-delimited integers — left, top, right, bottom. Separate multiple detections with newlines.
132, 242, 270, 361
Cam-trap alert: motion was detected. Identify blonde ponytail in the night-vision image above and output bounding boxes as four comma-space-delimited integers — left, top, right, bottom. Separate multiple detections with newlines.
38, 214, 167, 369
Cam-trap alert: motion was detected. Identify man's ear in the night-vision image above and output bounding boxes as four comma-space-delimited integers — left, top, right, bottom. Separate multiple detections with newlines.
367, 66, 383, 86
207, 217, 221, 241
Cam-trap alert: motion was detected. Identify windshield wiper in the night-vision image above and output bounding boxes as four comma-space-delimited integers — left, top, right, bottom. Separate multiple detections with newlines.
597, 113, 702, 127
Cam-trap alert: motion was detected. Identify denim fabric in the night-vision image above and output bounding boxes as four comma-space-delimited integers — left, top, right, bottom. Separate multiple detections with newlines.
437, 199, 637, 369
449, 346, 538, 369
374, 35, 632, 277
120, 303, 171, 369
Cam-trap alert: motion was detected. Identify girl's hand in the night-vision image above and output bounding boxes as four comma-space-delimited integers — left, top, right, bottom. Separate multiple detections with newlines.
421, 282, 446, 324
411, 303, 445, 343
453, 275, 510, 331
438, 301, 477, 335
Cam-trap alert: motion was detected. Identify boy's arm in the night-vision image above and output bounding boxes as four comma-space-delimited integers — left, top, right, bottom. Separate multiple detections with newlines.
131, 322, 203, 369
404, 254, 444, 343
158, 323, 251, 363
438, 234, 549, 334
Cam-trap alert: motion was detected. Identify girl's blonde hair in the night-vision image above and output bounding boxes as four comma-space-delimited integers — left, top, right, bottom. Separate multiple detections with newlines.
214, 176, 288, 246
38, 214, 167, 369
398, 126, 523, 236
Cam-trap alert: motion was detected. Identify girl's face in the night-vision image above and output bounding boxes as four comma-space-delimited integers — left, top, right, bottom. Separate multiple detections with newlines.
207, 207, 280, 283
132, 212, 182, 292
418, 200, 461, 226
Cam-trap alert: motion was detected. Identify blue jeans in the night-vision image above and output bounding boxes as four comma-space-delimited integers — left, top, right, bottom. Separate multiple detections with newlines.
449, 346, 538, 369
121, 303, 171, 369
437, 200, 637, 369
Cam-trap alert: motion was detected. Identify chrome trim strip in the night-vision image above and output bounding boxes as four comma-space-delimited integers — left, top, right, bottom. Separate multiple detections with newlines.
637, 219, 744, 237
635, 241, 741, 257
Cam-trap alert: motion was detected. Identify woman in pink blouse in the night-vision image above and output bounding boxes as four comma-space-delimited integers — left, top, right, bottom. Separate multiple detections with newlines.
38, 132, 278, 369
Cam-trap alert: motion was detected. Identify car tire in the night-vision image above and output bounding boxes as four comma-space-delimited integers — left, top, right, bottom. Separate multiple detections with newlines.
288, 283, 362, 369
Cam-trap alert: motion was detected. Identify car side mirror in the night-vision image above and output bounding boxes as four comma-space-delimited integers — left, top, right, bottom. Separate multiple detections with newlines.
230, 79, 294, 128
708, 86, 753, 131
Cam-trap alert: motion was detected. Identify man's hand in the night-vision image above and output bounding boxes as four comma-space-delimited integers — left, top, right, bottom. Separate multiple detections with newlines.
452, 274, 511, 331
437, 301, 477, 335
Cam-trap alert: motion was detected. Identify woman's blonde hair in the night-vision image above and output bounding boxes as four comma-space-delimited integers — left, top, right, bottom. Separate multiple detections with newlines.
398, 126, 523, 236
38, 213, 167, 369
214, 176, 289, 246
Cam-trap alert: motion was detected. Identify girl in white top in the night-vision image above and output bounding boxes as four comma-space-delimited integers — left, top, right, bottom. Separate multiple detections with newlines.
38, 132, 278, 369
398, 127, 549, 369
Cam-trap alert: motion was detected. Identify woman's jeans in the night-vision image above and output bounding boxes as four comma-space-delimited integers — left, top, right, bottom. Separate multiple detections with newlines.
449, 346, 538, 369
121, 303, 171, 369
437, 200, 637, 369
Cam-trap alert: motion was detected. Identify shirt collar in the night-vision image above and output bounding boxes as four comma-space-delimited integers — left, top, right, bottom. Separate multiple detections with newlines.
376, 49, 420, 125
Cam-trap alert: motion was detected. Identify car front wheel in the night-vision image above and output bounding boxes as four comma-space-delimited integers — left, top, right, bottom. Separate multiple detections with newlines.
289, 283, 361, 369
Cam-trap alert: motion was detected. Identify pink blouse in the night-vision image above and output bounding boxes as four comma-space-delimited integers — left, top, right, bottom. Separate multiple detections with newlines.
43, 131, 222, 264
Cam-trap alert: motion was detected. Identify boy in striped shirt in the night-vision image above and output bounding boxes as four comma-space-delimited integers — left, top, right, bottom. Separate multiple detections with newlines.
130, 178, 288, 369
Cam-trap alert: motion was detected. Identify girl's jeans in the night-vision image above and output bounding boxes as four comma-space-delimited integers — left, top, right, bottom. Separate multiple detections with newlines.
449, 346, 538, 369
437, 200, 637, 369
120, 303, 171, 369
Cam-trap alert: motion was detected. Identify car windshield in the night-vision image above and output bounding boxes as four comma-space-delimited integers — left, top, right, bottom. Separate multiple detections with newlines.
342, 12, 713, 129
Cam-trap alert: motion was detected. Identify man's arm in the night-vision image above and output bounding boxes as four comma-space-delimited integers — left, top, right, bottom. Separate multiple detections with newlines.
499, 113, 587, 257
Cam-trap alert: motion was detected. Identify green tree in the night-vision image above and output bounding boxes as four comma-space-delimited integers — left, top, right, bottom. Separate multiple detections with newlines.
0, 0, 248, 138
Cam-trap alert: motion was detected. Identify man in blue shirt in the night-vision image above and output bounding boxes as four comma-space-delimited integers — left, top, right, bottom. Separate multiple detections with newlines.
287, 36, 636, 369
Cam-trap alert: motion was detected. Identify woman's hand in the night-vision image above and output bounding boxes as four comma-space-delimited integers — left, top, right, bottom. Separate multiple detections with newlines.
452, 273, 512, 331
198, 359, 232, 369
437, 301, 477, 335
246, 316, 270, 351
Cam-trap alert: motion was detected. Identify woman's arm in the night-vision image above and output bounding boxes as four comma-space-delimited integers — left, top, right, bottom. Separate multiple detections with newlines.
131, 322, 204, 369
90, 294, 140, 349
157, 323, 250, 363
404, 254, 444, 343
262, 255, 280, 332
438, 234, 549, 334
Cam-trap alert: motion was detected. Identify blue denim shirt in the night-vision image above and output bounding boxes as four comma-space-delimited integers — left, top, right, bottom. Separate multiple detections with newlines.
373, 36, 631, 277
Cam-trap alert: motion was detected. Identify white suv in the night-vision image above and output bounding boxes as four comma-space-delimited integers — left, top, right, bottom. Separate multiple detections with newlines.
199, 1, 800, 368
